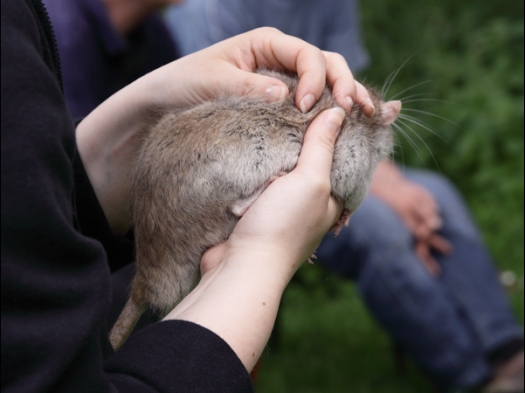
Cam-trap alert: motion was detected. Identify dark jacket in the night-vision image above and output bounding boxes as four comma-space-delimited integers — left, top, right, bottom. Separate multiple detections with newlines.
43, 0, 180, 119
1, 1, 252, 391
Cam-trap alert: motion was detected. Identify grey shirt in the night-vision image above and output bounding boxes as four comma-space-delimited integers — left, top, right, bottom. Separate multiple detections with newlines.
165, 0, 370, 72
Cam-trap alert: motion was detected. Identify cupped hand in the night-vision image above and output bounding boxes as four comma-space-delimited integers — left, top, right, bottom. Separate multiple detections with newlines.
145, 27, 374, 115
201, 107, 346, 279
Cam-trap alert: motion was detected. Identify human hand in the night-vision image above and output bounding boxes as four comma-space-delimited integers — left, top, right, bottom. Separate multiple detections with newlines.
201, 107, 346, 279
414, 235, 453, 276
370, 162, 452, 276
169, 108, 345, 371
141, 27, 374, 115
77, 28, 371, 235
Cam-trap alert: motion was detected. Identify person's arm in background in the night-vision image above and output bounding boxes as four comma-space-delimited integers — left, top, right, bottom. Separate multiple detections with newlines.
369, 161, 452, 275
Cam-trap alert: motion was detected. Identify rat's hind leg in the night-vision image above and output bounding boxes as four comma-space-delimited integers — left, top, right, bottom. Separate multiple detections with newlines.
231, 189, 265, 217
331, 209, 352, 237
230, 172, 289, 217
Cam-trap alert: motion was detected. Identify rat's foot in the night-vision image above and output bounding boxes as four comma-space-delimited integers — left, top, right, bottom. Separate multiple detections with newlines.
231, 172, 289, 217
330, 209, 351, 237
307, 252, 318, 265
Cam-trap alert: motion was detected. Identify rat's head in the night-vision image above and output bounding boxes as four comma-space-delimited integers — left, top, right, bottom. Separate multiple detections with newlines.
331, 87, 401, 213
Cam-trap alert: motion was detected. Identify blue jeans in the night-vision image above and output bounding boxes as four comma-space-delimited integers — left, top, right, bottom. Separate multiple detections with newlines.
316, 168, 523, 392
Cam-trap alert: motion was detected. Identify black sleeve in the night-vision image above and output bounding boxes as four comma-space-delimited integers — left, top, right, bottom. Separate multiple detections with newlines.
72, 150, 135, 273
105, 320, 254, 393
1, 1, 253, 392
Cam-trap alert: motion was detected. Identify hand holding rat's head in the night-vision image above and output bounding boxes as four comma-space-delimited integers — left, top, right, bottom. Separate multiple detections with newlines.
200, 108, 345, 281
143, 27, 372, 114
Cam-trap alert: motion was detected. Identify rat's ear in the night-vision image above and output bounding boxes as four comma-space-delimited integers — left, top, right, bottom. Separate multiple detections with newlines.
380, 100, 402, 125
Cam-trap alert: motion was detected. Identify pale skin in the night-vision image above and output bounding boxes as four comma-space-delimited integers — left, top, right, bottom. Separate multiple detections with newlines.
76, 27, 374, 235
76, 28, 373, 371
369, 161, 452, 276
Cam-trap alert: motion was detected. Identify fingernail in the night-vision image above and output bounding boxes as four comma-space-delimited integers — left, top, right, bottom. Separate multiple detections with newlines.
325, 107, 346, 133
346, 96, 354, 112
264, 86, 286, 103
300, 94, 316, 113
364, 98, 375, 117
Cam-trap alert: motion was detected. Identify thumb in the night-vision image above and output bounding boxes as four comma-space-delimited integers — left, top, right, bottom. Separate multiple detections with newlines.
296, 107, 345, 179
200, 242, 228, 276
232, 71, 290, 103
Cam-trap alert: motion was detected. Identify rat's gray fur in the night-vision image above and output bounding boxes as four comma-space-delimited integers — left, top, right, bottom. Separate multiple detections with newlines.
109, 70, 400, 350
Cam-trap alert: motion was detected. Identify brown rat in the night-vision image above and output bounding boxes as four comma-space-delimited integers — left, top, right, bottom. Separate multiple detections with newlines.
109, 69, 401, 350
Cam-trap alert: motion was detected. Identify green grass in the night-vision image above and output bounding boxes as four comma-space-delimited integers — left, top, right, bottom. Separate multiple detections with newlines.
256, 270, 435, 392
255, 0, 523, 391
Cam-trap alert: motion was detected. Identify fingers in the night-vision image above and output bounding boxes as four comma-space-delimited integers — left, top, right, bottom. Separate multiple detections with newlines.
294, 51, 328, 113
296, 107, 345, 179
324, 52, 373, 115
231, 71, 290, 102
270, 37, 328, 113
240, 29, 371, 114
240, 28, 326, 110
428, 234, 453, 256
295, 107, 345, 222
415, 241, 442, 277
410, 185, 442, 238
415, 234, 452, 277
355, 82, 375, 117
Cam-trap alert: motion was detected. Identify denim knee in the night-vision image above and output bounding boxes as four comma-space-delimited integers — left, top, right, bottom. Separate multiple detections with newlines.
351, 195, 414, 250
403, 168, 481, 241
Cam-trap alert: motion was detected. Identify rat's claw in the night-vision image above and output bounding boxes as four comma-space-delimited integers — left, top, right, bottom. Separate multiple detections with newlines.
307, 252, 318, 265
330, 209, 352, 237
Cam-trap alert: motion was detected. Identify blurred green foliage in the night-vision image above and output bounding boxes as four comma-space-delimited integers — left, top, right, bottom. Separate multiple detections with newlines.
256, 1, 523, 391
360, 0, 524, 278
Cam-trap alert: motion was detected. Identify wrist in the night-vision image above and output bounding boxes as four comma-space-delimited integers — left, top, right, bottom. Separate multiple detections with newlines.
226, 232, 312, 279
165, 249, 292, 371
370, 161, 404, 196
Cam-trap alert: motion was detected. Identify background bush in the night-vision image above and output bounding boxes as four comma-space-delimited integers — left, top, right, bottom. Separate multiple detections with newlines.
256, 0, 523, 392
361, 0, 524, 284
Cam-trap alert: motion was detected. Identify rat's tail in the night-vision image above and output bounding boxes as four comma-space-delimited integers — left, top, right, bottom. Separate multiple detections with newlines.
109, 298, 147, 351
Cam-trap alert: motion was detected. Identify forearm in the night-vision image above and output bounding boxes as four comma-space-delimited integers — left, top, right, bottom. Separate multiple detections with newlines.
75, 76, 159, 234
369, 160, 403, 196
164, 249, 293, 372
